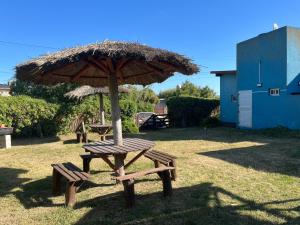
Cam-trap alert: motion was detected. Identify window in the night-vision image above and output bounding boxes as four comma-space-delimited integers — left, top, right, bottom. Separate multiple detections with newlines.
231, 94, 237, 102
269, 88, 280, 96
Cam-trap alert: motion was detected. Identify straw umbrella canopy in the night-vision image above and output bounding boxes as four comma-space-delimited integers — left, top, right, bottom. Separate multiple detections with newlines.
16, 40, 199, 146
65, 85, 129, 125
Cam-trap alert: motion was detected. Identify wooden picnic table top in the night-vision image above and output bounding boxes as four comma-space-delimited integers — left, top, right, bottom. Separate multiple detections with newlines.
82, 138, 155, 155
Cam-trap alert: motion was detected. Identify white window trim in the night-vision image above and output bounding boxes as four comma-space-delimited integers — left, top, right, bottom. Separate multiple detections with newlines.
269, 88, 280, 96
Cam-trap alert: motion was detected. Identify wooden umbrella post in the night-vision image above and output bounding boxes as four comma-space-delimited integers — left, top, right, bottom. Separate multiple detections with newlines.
108, 73, 123, 146
99, 93, 105, 125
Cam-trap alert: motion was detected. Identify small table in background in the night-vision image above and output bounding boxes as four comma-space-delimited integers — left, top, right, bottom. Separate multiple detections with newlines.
90, 124, 113, 141
82, 138, 155, 176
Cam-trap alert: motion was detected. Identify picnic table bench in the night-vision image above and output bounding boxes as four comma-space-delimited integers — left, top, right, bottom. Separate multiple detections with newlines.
51, 162, 89, 207
116, 166, 174, 207
144, 150, 177, 180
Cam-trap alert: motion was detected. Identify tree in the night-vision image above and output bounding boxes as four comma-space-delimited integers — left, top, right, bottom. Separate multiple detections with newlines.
159, 81, 217, 99
120, 85, 159, 112
11, 80, 78, 103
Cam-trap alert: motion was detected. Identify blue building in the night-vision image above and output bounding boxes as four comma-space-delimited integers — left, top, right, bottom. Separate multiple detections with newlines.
212, 26, 300, 129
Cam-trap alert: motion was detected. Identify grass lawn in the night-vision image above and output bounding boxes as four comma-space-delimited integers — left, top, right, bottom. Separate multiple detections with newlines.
0, 127, 299, 225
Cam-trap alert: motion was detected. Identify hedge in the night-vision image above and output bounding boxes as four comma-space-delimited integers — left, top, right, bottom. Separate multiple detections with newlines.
167, 96, 220, 127
0, 95, 139, 137
0, 96, 59, 137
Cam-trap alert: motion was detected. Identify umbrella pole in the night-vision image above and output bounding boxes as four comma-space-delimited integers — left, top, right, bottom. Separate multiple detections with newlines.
99, 93, 105, 125
108, 73, 123, 146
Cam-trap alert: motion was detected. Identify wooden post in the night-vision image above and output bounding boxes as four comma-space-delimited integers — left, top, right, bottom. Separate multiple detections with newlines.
161, 171, 172, 197
65, 182, 76, 207
108, 73, 123, 146
123, 179, 135, 207
114, 154, 126, 177
52, 169, 61, 195
99, 93, 105, 125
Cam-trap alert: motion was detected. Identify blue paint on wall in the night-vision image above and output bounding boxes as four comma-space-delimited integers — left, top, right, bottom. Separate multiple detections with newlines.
219, 26, 300, 129
220, 74, 237, 124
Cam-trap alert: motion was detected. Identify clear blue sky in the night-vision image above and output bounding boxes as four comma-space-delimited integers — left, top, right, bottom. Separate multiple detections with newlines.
1, 0, 300, 94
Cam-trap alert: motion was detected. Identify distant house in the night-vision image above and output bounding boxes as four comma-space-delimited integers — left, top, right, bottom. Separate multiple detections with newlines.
154, 99, 168, 115
212, 26, 300, 129
0, 84, 10, 96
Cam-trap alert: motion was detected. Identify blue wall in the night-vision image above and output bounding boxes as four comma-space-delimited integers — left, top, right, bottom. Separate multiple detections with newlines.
235, 26, 300, 129
220, 74, 237, 125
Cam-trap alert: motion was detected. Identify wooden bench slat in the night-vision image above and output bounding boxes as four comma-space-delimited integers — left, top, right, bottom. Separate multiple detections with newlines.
144, 151, 170, 164
116, 166, 174, 181
64, 163, 90, 180
57, 163, 82, 181
52, 163, 89, 182
151, 150, 177, 159
52, 164, 77, 182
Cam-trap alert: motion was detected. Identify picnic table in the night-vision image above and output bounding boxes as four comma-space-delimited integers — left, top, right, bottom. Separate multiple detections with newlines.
82, 138, 155, 176
90, 123, 113, 141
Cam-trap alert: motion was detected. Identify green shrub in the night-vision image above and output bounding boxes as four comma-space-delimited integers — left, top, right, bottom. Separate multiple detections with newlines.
119, 99, 137, 120
122, 119, 139, 133
0, 96, 59, 137
167, 96, 220, 127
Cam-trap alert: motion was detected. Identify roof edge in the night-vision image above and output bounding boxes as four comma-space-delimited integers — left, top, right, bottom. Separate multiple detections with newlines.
210, 70, 237, 76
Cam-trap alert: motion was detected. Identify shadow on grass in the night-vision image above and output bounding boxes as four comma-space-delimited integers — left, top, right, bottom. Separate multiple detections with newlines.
131, 127, 300, 178
127, 127, 270, 144
199, 144, 300, 178
11, 175, 114, 209
73, 182, 300, 225
12, 136, 60, 146
0, 167, 30, 197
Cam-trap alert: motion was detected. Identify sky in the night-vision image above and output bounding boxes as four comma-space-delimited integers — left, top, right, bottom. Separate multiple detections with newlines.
1, 0, 300, 94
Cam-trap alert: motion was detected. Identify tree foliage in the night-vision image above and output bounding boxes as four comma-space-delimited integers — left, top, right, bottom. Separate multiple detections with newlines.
120, 85, 159, 112
11, 80, 78, 103
159, 81, 217, 99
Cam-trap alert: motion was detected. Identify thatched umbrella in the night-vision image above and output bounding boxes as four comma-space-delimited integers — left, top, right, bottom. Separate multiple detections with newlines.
65, 85, 129, 125
16, 40, 199, 146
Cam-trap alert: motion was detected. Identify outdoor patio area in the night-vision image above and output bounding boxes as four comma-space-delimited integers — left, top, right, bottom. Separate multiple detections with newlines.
0, 127, 299, 225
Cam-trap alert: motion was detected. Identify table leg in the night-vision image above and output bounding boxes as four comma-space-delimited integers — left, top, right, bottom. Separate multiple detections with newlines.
114, 154, 126, 177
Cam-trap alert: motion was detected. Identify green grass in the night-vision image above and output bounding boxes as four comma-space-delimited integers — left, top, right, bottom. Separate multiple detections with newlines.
0, 127, 299, 225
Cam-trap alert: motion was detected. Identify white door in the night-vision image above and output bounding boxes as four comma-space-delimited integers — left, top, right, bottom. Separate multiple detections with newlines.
238, 90, 252, 128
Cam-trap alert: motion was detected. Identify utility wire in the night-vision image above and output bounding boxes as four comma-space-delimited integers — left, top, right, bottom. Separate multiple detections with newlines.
0, 40, 58, 50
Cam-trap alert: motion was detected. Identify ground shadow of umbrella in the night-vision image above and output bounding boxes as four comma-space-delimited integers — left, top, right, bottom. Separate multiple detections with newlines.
72, 182, 299, 225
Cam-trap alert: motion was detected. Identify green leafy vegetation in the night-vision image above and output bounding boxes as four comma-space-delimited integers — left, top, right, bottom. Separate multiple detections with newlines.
167, 96, 220, 127
159, 81, 218, 99
0, 96, 59, 137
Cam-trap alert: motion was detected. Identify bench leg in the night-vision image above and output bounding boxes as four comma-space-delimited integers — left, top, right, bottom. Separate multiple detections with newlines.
82, 133, 88, 143
154, 160, 160, 168
83, 158, 92, 173
76, 133, 81, 143
169, 160, 177, 181
65, 182, 76, 207
123, 179, 135, 207
52, 169, 62, 195
161, 171, 172, 197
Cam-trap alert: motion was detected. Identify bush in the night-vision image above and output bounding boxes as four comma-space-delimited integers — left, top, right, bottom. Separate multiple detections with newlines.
167, 96, 220, 127
122, 119, 139, 133
0, 96, 59, 137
